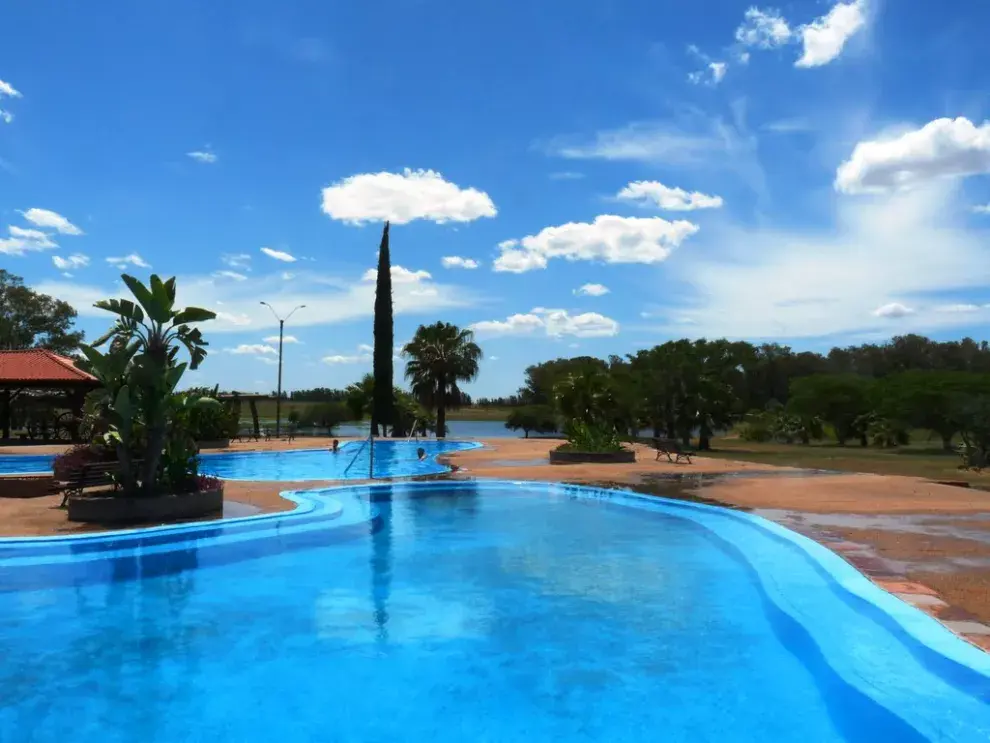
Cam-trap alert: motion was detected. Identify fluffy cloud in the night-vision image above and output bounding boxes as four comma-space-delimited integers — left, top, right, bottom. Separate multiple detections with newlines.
688, 61, 727, 86
38, 264, 475, 333
873, 302, 914, 318
574, 283, 610, 297
320, 168, 497, 225
654, 183, 990, 339
322, 348, 373, 364
107, 254, 151, 269
493, 215, 698, 273
0, 78, 20, 124
735, 8, 792, 48
972, 204, 990, 215
21, 208, 83, 235
0, 225, 59, 254
264, 335, 301, 344
222, 253, 252, 269
228, 344, 277, 355
187, 150, 217, 164
52, 254, 89, 270
796, 0, 867, 68
260, 247, 296, 262
836, 118, 990, 194
617, 181, 723, 211
471, 308, 619, 338
362, 265, 431, 283
441, 256, 480, 269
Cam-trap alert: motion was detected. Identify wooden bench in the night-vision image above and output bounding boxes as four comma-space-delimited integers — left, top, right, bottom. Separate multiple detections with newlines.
653, 438, 693, 464
235, 428, 260, 442
57, 461, 137, 507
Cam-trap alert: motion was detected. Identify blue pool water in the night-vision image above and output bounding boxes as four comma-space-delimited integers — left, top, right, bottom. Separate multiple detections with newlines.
1, 481, 989, 742
0, 440, 479, 480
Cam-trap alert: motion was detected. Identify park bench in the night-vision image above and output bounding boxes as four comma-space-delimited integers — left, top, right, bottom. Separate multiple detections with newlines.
653, 438, 693, 464
56, 460, 139, 507
235, 428, 260, 443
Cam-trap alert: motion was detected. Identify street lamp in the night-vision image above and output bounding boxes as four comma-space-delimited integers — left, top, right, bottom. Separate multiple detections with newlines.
260, 302, 305, 437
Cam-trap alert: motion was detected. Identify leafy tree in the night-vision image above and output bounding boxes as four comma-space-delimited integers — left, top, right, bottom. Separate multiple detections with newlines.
0, 269, 84, 354
876, 371, 990, 450
554, 368, 616, 427
505, 405, 558, 438
788, 374, 874, 445
79, 274, 216, 497
371, 222, 394, 435
402, 322, 482, 438
299, 401, 349, 435
518, 356, 609, 406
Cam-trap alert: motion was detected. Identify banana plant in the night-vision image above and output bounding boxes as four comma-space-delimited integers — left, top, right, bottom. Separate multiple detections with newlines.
80, 274, 216, 497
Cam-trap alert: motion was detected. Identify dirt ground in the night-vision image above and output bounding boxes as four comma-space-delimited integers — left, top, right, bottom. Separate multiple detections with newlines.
4, 436, 990, 644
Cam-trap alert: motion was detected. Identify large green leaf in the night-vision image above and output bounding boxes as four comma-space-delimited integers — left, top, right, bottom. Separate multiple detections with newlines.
150, 275, 174, 317
121, 275, 168, 324
173, 307, 217, 324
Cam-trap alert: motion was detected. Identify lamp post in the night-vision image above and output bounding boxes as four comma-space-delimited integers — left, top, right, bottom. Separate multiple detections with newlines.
260, 302, 305, 437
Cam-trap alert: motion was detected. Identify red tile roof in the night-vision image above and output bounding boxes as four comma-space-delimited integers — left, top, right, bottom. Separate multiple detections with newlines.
0, 349, 99, 385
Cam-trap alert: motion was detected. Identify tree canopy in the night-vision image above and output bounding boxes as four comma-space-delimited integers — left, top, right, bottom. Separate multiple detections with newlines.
0, 269, 84, 354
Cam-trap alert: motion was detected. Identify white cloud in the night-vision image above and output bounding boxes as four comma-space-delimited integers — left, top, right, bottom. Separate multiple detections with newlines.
836, 118, 990, 194
322, 350, 372, 365
574, 283, 610, 297
972, 204, 990, 215
320, 168, 497, 225
263, 335, 301, 344
52, 254, 89, 271
934, 303, 982, 313
471, 308, 619, 338
281, 272, 295, 280
873, 302, 914, 318
0, 225, 59, 255
228, 344, 277, 355
222, 253, 251, 269
549, 171, 585, 180
688, 61, 728, 86
735, 7, 793, 48
357, 343, 374, 353
0, 110, 12, 125
710, 62, 727, 83
489, 356, 499, 361
493, 215, 698, 273
796, 0, 867, 68
256, 357, 278, 366
441, 256, 480, 269
21, 208, 83, 235
546, 122, 728, 164
38, 263, 476, 333
0, 80, 22, 98
617, 181, 724, 211
187, 150, 217, 164
655, 183, 990, 340
213, 270, 247, 281
106, 254, 151, 269
260, 247, 296, 262
362, 265, 432, 283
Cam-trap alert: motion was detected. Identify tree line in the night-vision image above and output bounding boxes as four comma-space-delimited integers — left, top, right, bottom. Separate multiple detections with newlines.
504, 335, 990, 459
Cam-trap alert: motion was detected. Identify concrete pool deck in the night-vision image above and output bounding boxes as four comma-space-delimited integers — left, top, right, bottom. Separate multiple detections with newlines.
4, 436, 990, 651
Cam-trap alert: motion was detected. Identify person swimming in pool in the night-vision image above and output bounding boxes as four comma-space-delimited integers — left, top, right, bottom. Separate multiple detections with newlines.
330, 439, 340, 454
417, 447, 426, 461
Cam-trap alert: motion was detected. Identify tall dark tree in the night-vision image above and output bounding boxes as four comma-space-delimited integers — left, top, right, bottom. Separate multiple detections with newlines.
0, 270, 84, 354
371, 222, 393, 436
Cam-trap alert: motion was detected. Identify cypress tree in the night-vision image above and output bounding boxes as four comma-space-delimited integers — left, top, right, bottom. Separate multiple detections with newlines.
371, 221, 393, 435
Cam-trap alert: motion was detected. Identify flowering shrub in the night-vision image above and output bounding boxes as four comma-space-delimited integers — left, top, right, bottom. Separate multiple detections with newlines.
195, 475, 223, 493
52, 443, 110, 481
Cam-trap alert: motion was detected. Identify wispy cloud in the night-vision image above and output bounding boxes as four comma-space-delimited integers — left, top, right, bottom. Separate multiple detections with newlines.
222, 253, 252, 269
213, 270, 248, 281
52, 254, 90, 271
187, 150, 218, 164
260, 247, 296, 262
107, 254, 151, 269
20, 208, 83, 235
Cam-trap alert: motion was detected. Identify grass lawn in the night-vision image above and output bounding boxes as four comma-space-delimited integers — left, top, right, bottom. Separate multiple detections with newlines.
705, 436, 990, 488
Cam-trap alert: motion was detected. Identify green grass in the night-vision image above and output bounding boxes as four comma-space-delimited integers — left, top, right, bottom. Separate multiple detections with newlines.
703, 435, 990, 488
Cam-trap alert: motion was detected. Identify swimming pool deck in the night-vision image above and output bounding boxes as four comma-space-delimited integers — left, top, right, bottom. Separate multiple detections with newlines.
4, 435, 990, 652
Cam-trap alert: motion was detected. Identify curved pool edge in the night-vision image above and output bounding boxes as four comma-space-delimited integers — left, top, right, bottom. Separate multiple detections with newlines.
1, 477, 988, 683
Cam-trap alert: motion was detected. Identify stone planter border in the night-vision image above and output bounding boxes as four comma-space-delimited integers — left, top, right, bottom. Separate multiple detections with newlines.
0, 474, 55, 498
67, 487, 223, 524
549, 447, 637, 465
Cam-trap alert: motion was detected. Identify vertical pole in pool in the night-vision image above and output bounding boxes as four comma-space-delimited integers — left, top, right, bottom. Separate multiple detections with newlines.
369, 432, 375, 479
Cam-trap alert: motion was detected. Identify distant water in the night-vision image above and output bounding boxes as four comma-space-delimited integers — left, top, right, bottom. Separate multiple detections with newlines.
281, 419, 536, 439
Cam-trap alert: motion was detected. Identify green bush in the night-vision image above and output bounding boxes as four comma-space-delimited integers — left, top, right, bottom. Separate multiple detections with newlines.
299, 401, 349, 435
505, 405, 558, 438
559, 420, 624, 453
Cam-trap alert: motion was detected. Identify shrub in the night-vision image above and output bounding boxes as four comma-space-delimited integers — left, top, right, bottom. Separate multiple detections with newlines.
505, 405, 558, 438
52, 443, 109, 481
559, 420, 624, 453
299, 401, 349, 435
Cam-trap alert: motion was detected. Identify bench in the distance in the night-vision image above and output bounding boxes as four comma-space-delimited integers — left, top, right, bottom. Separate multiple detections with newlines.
57, 461, 136, 507
653, 438, 693, 464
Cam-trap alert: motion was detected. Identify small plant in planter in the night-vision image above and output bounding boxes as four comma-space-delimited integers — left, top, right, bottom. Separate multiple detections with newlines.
551, 369, 633, 461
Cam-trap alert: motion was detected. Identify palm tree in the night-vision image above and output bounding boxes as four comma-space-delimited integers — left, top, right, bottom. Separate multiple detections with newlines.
402, 322, 482, 438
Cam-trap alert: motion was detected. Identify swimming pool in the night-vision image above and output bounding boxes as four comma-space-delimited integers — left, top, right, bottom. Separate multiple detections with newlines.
0, 440, 480, 480
1, 480, 988, 741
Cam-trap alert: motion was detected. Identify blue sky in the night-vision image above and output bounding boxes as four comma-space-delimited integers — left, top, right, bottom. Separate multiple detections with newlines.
3, 0, 990, 398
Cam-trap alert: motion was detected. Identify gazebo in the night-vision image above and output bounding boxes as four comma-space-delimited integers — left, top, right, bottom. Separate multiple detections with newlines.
0, 349, 100, 441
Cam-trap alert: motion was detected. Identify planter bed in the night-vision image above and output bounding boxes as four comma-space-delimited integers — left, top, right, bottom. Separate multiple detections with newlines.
0, 474, 55, 498
67, 487, 223, 524
549, 447, 637, 465
196, 439, 231, 450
